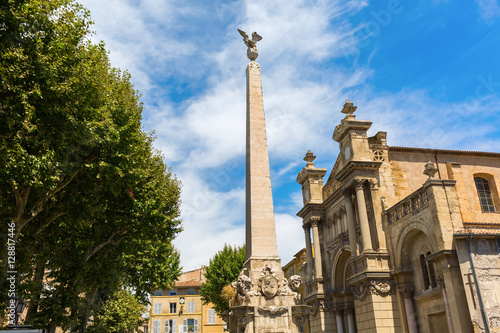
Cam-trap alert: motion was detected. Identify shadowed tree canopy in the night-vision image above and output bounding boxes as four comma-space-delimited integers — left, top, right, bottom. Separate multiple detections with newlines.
200, 244, 245, 314
0, 0, 183, 331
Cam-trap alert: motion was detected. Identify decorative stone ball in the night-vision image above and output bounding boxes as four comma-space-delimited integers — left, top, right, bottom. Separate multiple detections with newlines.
247, 48, 258, 61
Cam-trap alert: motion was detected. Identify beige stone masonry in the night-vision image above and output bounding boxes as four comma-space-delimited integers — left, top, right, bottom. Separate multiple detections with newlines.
245, 60, 279, 260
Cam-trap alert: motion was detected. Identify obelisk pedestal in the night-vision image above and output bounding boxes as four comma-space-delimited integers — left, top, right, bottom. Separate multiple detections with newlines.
227, 29, 310, 333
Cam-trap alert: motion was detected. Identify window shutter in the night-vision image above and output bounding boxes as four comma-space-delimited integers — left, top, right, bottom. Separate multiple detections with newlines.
187, 302, 195, 313
165, 319, 170, 333
183, 319, 187, 333
172, 319, 177, 333
194, 319, 198, 333
153, 320, 161, 333
154, 303, 162, 314
208, 309, 216, 324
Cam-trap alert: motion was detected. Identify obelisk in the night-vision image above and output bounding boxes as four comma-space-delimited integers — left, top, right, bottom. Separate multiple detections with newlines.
243, 32, 279, 261
226, 30, 309, 333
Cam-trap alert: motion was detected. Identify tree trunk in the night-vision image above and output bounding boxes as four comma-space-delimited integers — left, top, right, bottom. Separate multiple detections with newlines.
77, 286, 98, 333
25, 261, 46, 324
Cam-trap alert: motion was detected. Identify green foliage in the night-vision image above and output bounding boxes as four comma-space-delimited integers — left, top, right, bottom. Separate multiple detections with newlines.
87, 289, 147, 333
0, 0, 183, 330
200, 244, 245, 314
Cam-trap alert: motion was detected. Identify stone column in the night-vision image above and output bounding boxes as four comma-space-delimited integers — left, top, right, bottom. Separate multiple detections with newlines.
311, 217, 323, 279
343, 189, 358, 257
303, 223, 314, 282
335, 307, 345, 333
400, 288, 418, 333
354, 178, 372, 252
438, 275, 455, 333
347, 307, 356, 333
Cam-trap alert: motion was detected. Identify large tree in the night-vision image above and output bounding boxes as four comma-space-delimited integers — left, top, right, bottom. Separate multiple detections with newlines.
200, 244, 245, 314
0, 0, 182, 331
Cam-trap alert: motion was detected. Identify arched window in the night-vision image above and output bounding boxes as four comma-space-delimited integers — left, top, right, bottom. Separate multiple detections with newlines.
420, 254, 430, 290
475, 177, 496, 212
426, 252, 437, 288
332, 215, 338, 239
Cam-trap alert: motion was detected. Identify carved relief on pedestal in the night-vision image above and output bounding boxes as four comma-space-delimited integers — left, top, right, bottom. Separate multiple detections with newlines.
258, 264, 281, 298
257, 306, 288, 316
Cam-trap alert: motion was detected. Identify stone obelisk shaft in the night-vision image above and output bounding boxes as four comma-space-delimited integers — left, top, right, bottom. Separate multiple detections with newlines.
245, 61, 279, 260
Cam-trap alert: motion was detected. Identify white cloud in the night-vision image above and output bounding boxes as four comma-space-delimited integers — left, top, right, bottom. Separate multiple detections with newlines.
77, 0, 500, 273
275, 213, 306, 264
476, 0, 500, 22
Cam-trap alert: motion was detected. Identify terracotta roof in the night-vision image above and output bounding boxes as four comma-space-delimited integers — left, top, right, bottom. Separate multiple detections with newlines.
463, 221, 500, 226
388, 146, 500, 157
454, 227, 500, 236
175, 280, 202, 287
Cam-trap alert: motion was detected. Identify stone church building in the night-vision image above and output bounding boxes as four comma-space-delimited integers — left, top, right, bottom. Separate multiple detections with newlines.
296, 101, 500, 333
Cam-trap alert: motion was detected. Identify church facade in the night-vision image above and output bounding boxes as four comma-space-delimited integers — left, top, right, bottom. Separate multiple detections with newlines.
296, 101, 500, 333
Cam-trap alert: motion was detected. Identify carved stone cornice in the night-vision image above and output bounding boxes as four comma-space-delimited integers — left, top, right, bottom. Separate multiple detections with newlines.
399, 287, 415, 299
334, 160, 383, 182
302, 223, 311, 231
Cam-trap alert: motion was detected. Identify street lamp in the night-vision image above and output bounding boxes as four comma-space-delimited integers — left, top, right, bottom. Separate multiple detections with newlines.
15, 298, 26, 325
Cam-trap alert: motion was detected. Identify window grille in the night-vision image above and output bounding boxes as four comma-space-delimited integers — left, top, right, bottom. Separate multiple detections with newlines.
475, 177, 496, 212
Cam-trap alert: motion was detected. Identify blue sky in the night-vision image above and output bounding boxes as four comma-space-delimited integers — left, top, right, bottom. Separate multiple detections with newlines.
78, 0, 500, 270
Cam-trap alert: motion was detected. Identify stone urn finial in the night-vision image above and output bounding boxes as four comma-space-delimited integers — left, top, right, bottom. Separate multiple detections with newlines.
238, 29, 262, 61
341, 99, 357, 115
423, 160, 438, 178
304, 150, 316, 167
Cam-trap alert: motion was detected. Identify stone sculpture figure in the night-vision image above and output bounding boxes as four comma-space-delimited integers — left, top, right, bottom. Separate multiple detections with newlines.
231, 271, 259, 305
237, 29, 262, 61
288, 275, 303, 305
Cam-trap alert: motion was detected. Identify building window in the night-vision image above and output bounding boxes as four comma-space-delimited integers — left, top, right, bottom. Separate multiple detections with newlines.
289, 268, 293, 278
183, 319, 198, 333
154, 290, 162, 296
170, 303, 177, 314
165, 319, 177, 333
475, 177, 496, 212
207, 309, 216, 324
420, 254, 430, 290
153, 320, 161, 333
154, 303, 162, 314
298, 269, 301, 276
187, 288, 195, 295
427, 252, 437, 288
170, 289, 177, 296
187, 302, 195, 313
